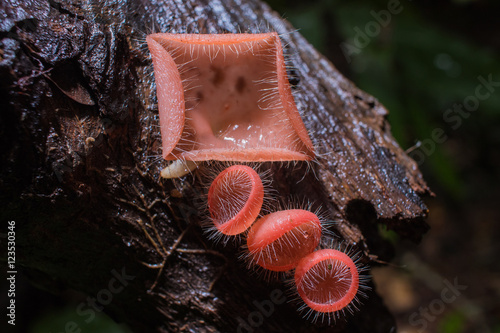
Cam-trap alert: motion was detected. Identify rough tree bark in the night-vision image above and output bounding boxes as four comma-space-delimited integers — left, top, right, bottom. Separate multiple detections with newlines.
0, 0, 430, 332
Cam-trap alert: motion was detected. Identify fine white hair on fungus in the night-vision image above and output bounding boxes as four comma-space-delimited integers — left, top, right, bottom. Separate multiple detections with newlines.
289, 243, 371, 324
260, 196, 337, 235
245, 212, 322, 267
262, 25, 324, 171
143, 24, 314, 176
240, 203, 335, 280
199, 162, 275, 245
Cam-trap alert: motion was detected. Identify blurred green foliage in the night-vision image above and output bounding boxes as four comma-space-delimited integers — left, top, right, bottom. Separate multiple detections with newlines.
378, 223, 399, 244
30, 306, 132, 333
267, 0, 500, 200
437, 311, 466, 333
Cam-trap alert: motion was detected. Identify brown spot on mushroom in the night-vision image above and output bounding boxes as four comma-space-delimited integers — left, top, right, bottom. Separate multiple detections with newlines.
236, 76, 246, 94
210, 65, 225, 86
196, 91, 204, 103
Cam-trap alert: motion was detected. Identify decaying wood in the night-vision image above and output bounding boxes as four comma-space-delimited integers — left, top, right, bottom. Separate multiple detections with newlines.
0, 0, 430, 332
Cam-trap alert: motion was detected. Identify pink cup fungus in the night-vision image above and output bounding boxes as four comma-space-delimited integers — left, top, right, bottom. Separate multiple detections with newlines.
246, 209, 322, 272
207, 165, 264, 237
294, 249, 361, 320
146, 32, 314, 163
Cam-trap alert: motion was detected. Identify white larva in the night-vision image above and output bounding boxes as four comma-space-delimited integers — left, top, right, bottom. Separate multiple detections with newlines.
160, 160, 199, 178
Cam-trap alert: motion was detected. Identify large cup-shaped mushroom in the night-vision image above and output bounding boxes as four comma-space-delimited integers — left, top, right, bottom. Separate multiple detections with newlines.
147, 32, 314, 163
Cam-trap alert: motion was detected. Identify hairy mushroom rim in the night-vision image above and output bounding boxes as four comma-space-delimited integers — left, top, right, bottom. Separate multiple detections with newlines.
147, 32, 315, 163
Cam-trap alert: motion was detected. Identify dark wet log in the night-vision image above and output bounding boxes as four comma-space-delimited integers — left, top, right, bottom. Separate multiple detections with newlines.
0, 0, 430, 332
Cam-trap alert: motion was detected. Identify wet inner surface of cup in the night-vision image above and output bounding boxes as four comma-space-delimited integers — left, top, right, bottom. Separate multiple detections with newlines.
154, 34, 311, 160
209, 168, 252, 225
301, 258, 353, 304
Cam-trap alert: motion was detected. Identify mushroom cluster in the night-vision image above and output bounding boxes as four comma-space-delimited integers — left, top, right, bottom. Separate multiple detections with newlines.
147, 32, 367, 322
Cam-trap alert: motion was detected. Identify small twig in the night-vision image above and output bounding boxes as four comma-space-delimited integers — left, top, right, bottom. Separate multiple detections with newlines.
148, 226, 191, 292
132, 184, 168, 255
136, 218, 163, 255
116, 197, 146, 213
